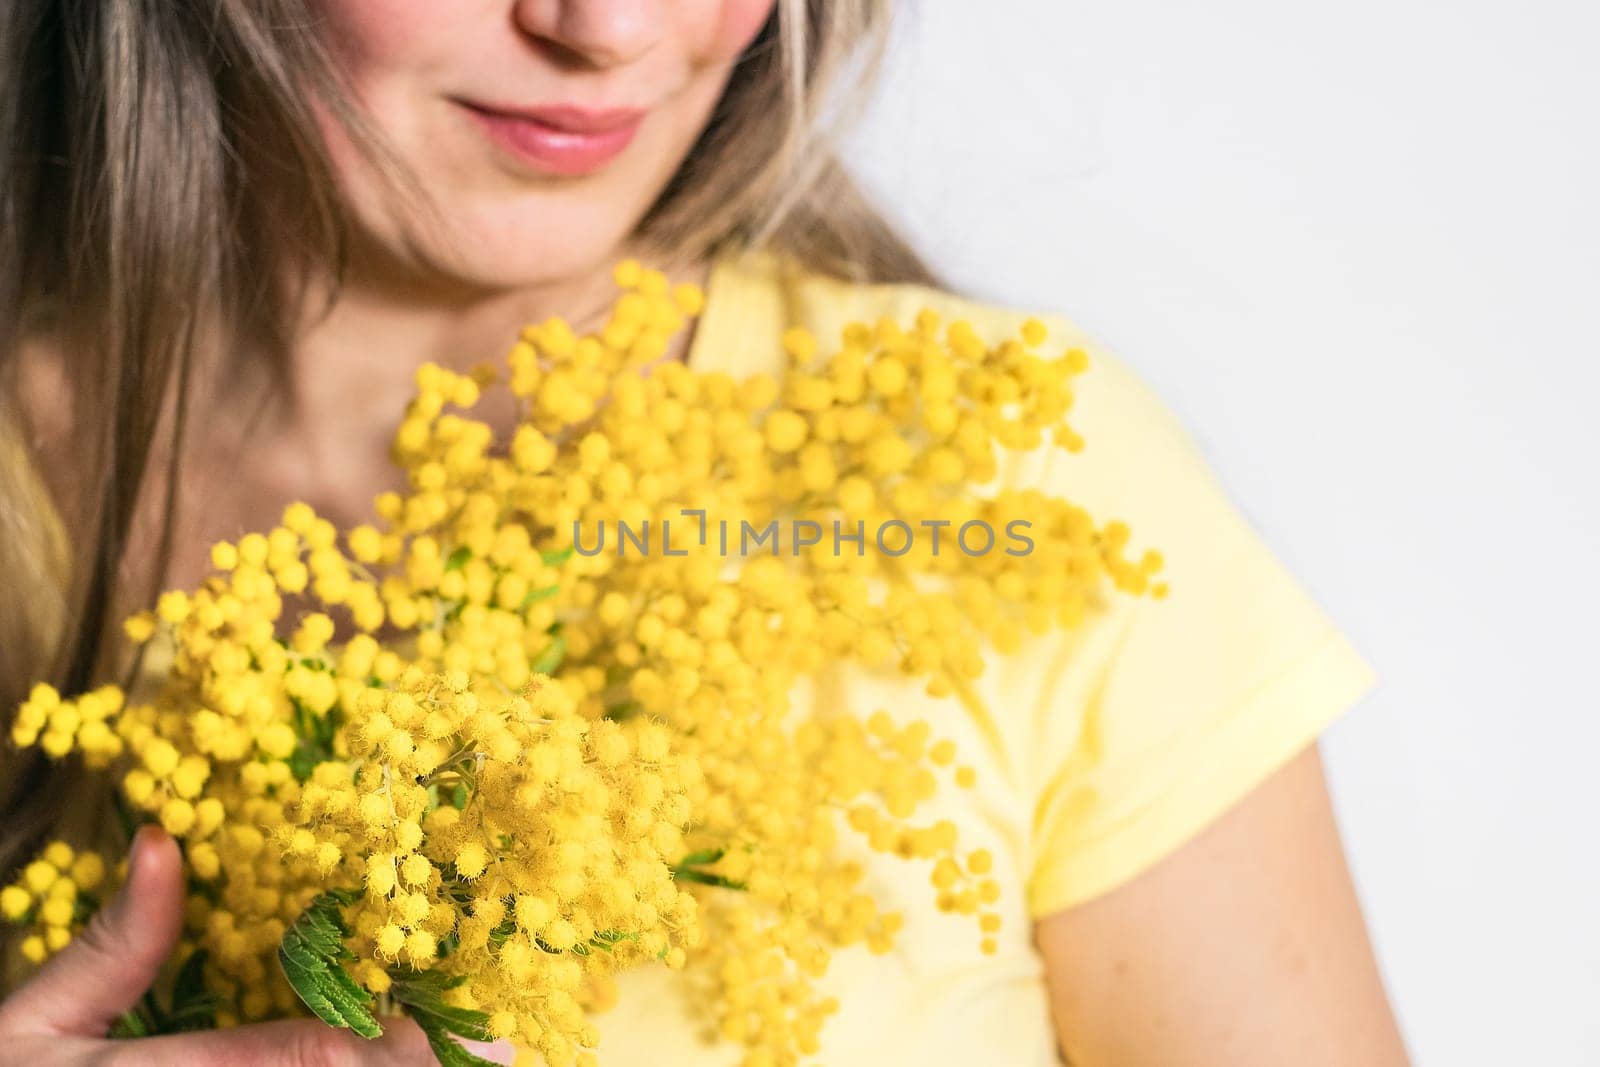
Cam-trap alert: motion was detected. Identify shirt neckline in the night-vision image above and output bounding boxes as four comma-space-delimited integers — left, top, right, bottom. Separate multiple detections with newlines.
681, 248, 788, 377
683, 253, 739, 374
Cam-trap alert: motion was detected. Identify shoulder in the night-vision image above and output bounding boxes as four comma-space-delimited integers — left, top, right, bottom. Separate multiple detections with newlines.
717, 249, 1205, 487
700, 247, 1209, 532
729, 248, 1093, 351
698, 249, 1217, 602
736, 249, 1186, 432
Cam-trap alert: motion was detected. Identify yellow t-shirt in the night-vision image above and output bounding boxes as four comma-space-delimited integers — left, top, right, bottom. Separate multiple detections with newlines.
586, 249, 1380, 1064
17, 248, 1377, 1059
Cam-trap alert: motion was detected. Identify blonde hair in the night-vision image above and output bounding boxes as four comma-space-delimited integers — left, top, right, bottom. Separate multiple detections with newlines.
0, 0, 935, 874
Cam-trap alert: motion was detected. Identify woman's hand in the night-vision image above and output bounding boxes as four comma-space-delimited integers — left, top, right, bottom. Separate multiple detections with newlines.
0, 825, 437, 1065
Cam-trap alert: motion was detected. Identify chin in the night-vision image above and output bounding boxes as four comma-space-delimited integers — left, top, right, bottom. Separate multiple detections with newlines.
439, 220, 636, 293
355, 174, 678, 296
343, 203, 628, 299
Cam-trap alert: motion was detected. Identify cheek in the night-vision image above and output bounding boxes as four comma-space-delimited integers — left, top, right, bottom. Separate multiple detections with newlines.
696, 0, 777, 62
312, 0, 466, 78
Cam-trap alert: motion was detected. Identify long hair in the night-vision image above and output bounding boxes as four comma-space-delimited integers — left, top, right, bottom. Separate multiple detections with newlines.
0, 0, 935, 876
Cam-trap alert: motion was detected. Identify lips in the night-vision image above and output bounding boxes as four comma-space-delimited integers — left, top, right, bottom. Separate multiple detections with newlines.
456, 100, 646, 177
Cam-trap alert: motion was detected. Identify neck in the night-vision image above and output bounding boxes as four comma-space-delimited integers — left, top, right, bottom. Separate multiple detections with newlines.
240, 241, 708, 472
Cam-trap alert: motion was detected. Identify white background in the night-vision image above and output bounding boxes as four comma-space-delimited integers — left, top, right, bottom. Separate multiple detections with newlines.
843, 2, 1599, 1063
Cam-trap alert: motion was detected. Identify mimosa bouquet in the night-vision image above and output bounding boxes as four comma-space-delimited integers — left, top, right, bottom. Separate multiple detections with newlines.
3, 262, 1164, 1066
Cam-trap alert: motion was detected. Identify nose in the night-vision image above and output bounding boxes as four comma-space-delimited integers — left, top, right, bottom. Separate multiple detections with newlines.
513, 0, 668, 69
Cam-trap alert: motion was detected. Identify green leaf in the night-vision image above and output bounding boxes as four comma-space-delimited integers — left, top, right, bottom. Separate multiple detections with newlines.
172, 948, 209, 1000
671, 847, 745, 890
487, 917, 517, 946
675, 848, 726, 867
585, 929, 640, 955
445, 546, 472, 572
408, 1008, 500, 1067
392, 972, 492, 1042
604, 700, 640, 721
111, 791, 139, 844
287, 698, 342, 782
278, 891, 382, 1039
541, 545, 575, 566
288, 744, 319, 783
71, 893, 99, 925
392, 969, 497, 1065
529, 632, 567, 675
671, 867, 747, 890
164, 998, 221, 1031
167, 948, 218, 1031
105, 955, 215, 1037
518, 584, 559, 611
110, 1006, 151, 1039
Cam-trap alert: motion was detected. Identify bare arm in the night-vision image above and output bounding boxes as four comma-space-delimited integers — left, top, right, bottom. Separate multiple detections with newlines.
1035, 744, 1408, 1067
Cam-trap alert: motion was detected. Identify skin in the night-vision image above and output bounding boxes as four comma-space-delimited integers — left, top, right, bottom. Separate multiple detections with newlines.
3, 2, 1411, 1063
1037, 746, 1410, 1065
5, 2, 771, 1063
0, 827, 443, 1066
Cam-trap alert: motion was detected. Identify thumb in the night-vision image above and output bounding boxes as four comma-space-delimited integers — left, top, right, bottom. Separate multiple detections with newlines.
2, 824, 185, 1037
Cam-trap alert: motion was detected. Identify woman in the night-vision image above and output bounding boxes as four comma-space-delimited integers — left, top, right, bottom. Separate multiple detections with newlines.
0, 1, 1410, 1064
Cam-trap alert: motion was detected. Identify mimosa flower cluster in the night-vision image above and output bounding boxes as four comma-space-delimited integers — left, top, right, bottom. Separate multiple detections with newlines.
5, 260, 1163, 1066
0, 840, 107, 965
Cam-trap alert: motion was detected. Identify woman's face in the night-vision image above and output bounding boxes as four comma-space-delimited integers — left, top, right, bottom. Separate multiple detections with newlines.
313, 0, 775, 292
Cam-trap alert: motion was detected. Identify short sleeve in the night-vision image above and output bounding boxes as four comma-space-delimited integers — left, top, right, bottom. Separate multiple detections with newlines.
1022, 323, 1380, 919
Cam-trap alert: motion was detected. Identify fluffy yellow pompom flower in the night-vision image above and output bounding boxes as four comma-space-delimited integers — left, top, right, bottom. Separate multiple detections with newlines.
3, 262, 1162, 1067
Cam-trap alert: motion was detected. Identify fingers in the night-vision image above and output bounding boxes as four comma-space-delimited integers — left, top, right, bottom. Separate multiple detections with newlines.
0, 826, 475, 1064
458, 1036, 519, 1065
110, 1014, 438, 1067
0, 825, 185, 1037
